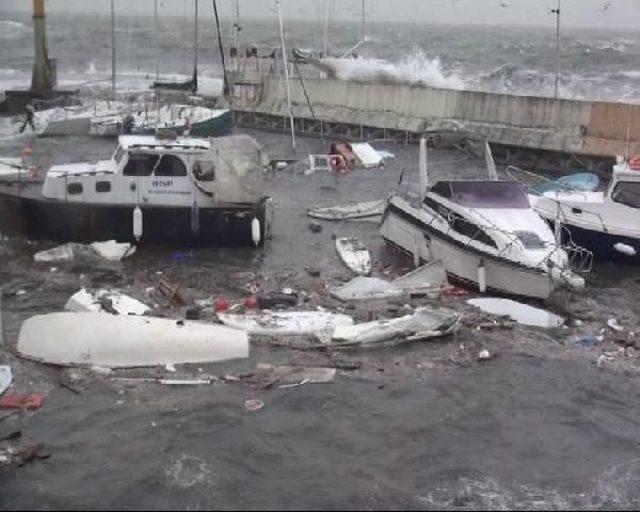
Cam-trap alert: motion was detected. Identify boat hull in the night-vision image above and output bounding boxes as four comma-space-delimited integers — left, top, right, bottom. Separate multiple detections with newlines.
0, 189, 270, 246
133, 110, 233, 138
552, 221, 640, 263
380, 202, 557, 300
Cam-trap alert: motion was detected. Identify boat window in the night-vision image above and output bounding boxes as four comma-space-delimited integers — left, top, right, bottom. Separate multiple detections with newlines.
514, 231, 547, 249
429, 181, 453, 200
113, 145, 125, 164
154, 155, 187, 177
67, 183, 83, 195
193, 161, 215, 182
612, 181, 640, 208
123, 153, 159, 176
96, 181, 111, 193
451, 215, 498, 248
449, 181, 529, 208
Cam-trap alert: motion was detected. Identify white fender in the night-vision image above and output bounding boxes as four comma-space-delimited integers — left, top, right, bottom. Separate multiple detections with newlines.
133, 206, 143, 242
251, 217, 261, 246
478, 264, 487, 293
614, 243, 636, 257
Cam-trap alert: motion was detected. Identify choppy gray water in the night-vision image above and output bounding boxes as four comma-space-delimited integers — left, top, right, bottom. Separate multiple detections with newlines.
1, 10, 640, 102
2, 6, 640, 509
1, 130, 640, 509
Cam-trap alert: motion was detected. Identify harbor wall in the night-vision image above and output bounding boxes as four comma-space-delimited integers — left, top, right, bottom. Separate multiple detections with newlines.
233, 76, 640, 159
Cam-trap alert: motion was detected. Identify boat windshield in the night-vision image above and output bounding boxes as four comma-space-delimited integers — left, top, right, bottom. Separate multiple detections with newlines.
446, 181, 529, 209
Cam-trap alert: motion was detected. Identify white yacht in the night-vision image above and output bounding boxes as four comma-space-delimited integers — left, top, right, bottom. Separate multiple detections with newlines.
379, 141, 588, 300
530, 156, 640, 262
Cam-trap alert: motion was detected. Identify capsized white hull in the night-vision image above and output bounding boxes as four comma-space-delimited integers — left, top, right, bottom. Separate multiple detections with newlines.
17, 312, 249, 368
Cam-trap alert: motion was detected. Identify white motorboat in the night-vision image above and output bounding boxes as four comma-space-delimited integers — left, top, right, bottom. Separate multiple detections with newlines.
379, 140, 588, 300
529, 156, 640, 262
0, 133, 273, 244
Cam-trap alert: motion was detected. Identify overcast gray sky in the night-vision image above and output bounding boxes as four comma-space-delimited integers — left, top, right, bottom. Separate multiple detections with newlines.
1, 0, 638, 28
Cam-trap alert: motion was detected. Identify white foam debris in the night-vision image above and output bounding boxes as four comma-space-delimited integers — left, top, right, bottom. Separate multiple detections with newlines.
90, 240, 136, 261
33, 243, 76, 262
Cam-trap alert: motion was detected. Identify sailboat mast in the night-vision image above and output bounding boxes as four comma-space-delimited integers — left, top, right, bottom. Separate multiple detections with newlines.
361, 0, 365, 44
154, 0, 159, 80
193, 0, 198, 92
277, 0, 296, 152
234, 0, 240, 70
212, 0, 230, 99
111, 0, 116, 93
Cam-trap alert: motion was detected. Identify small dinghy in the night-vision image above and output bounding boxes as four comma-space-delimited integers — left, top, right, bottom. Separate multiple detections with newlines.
308, 199, 384, 221
217, 310, 354, 335
331, 307, 461, 347
17, 313, 249, 368
335, 237, 372, 275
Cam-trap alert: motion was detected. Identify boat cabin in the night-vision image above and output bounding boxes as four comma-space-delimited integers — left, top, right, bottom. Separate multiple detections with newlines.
608, 161, 640, 209
42, 134, 267, 208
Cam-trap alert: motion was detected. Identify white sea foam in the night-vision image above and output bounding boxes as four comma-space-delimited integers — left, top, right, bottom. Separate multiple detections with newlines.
320, 54, 465, 90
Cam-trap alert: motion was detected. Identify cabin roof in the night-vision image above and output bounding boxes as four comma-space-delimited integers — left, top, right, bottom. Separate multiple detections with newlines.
118, 135, 210, 152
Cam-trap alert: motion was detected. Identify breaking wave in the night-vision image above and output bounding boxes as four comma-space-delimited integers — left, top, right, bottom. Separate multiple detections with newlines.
0, 20, 28, 39
0, 20, 26, 29
320, 54, 465, 90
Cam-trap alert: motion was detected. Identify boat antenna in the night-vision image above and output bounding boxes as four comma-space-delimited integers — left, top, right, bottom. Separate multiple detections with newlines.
193, 0, 198, 93
111, 0, 116, 94
277, 0, 296, 152
211, 0, 230, 100
625, 104, 631, 162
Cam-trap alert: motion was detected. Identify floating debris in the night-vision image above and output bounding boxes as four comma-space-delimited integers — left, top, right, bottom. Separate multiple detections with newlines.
467, 298, 564, 328
244, 399, 264, 412
335, 237, 371, 276
330, 307, 461, 346
308, 199, 385, 221
217, 310, 353, 336
65, 288, 151, 316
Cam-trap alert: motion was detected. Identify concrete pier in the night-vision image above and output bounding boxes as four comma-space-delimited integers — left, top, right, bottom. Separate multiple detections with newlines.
232, 74, 640, 167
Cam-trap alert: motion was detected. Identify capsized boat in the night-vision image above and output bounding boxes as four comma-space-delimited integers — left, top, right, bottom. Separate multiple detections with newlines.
529, 157, 640, 262
308, 199, 384, 221
379, 139, 589, 300
17, 312, 249, 368
0, 134, 273, 244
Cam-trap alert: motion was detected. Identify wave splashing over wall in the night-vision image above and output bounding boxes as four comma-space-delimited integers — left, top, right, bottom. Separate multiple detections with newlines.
320, 54, 465, 90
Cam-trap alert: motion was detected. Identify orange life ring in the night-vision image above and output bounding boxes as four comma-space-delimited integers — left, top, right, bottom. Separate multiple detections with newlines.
629, 156, 640, 170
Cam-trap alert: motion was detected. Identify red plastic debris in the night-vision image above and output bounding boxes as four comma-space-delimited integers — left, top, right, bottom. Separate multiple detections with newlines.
0, 393, 45, 411
214, 297, 230, 313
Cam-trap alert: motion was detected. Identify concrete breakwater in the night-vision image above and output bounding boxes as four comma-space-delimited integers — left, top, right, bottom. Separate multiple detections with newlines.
233, 75, 640, 163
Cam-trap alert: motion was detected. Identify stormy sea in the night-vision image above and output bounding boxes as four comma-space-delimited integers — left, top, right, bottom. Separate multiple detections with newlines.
1, 7, 640, 512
